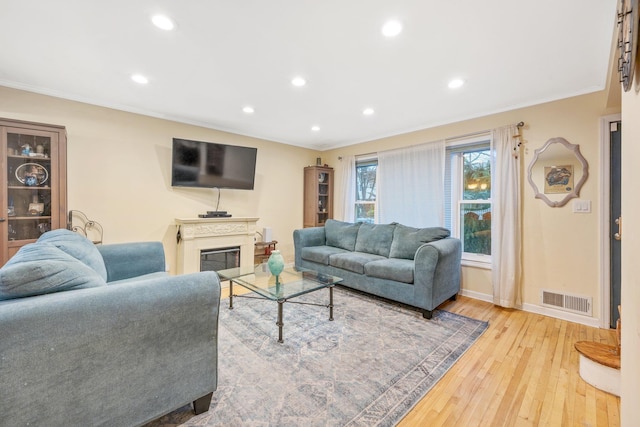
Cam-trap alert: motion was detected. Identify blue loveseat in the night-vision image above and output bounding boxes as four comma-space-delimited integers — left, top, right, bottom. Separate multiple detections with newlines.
0, 229, 221, 427
294, 219, 461, 318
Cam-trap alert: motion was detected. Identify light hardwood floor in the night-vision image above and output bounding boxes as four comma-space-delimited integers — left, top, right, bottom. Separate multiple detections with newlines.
398, 296, 620, 427
220, 287, 619, 426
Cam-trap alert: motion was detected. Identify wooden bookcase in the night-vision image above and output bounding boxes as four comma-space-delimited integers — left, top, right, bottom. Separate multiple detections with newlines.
1, 118, 67, 266
303, 166, 333, 227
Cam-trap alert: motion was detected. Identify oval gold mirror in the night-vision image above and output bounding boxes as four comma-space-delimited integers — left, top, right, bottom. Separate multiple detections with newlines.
527, 137, 588, 207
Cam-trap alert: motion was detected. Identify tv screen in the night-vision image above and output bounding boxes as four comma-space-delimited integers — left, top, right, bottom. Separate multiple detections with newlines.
171, 138, 257, 190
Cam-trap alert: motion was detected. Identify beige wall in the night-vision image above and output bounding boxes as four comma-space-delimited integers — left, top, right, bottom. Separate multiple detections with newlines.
1, 85, 621, 325
0, 86, 319, 272
2, 84, 620, 320
324, 91, 620, 322
620, 72, 640, 426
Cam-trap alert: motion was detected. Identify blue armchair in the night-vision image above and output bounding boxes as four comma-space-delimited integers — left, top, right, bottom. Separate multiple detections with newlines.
0, 229, 220, 426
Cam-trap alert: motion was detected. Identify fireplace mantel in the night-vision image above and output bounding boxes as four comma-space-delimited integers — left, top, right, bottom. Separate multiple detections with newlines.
175, 217, 258, 276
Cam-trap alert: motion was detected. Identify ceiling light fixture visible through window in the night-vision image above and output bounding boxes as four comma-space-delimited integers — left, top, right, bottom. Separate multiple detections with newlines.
131, 74, 148, 84
382, 20, 402, 37
448, 78, 465, 89
151, 15, 175, 31
291, 76, 306, 87
363, 108, 375, 116
242, 106, 255, 114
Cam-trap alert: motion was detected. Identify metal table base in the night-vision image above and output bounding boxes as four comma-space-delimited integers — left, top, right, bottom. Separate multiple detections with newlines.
229, 280, 334, 343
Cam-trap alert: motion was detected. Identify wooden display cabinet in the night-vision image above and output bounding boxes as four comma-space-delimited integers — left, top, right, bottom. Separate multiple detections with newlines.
303, 165, 333, 227
1, 118, 67, 266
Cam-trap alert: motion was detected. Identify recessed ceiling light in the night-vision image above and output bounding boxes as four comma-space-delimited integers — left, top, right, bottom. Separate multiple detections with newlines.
291, 76, 306, 87
151, 14, 175, 31
311, 126, 320, 132
448, 78, 465, 89
131, 74, 148, 84
242, 106, 255, 114
363, 108, 375, 116
382, 20, 402, 37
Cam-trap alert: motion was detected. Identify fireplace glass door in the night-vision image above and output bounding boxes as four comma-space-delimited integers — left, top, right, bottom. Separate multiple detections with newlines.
200, 246, 240, 272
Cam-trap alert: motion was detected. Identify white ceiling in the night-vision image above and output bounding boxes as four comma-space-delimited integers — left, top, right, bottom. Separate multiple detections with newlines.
0, 1, 618, 150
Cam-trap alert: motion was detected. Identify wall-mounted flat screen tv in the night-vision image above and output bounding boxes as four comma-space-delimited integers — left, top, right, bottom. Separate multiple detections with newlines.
171, 138, 257, 190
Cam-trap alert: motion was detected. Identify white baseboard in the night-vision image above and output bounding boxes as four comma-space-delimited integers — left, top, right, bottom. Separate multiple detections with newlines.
460, 289, 603, 328
460, 289, 493, 303
522, 303, 602, 328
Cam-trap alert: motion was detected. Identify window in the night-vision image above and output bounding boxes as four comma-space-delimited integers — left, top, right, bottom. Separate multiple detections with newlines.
352, 142, 492, 266
355, 159, 377, 223
445, 139, 492, 265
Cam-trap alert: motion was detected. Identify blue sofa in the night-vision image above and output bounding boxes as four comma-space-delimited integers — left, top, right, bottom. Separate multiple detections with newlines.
0, 229, 221, 427
294, 219, 461, 318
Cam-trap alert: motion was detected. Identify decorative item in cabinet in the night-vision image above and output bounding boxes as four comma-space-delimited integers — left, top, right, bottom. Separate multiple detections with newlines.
304, 165, 333, 227
1, 118, 67, 266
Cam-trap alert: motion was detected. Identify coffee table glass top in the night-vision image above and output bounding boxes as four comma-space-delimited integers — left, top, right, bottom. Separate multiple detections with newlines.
217, 264, 342, 300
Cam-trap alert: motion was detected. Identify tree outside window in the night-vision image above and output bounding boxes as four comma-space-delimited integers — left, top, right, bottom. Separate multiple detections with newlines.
355, 160, 377, 223
460, 150, 491, 256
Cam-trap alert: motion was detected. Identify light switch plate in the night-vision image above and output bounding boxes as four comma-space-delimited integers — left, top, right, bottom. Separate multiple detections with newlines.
573, 200, 591, 213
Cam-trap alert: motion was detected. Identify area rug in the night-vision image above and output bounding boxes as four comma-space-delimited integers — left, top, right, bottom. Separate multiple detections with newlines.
147, 287, 488, 427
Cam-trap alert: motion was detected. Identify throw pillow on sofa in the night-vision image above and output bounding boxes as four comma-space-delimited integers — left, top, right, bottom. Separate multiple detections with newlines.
325, 219, 361, 251
389, 224, 451, 259
354, 223, 396, 257
0, 243, 106, 301
37, 228, 108, 281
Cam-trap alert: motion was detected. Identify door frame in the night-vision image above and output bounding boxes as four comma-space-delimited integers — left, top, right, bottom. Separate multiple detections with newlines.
600, 113, 621, 329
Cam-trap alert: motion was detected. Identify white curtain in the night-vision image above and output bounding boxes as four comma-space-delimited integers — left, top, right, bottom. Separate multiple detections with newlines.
491, 125, 522, 308
339, 155, 356, 222
377, 140, 445, 227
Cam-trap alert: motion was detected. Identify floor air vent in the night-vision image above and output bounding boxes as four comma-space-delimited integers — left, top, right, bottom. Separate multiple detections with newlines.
541, 290, 592, 316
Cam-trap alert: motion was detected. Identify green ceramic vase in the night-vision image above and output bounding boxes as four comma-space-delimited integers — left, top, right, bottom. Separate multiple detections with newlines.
267, 250, 284, 277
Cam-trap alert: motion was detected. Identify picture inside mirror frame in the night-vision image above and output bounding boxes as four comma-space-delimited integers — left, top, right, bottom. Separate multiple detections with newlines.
527, 137, 589, 207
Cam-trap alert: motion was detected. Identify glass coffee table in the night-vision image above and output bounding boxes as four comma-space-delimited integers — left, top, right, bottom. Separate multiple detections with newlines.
218, 265, 342, 343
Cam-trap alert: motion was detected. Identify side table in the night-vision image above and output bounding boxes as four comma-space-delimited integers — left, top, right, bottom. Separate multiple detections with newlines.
254, 240, 277, 265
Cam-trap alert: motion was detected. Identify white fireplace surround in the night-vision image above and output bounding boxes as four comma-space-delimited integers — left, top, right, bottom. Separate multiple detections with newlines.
175, 217, 258, 283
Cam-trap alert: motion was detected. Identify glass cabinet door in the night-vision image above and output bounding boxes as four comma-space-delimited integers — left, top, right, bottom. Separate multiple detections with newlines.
3, 126, 61, 258
303, 166, 333, 227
